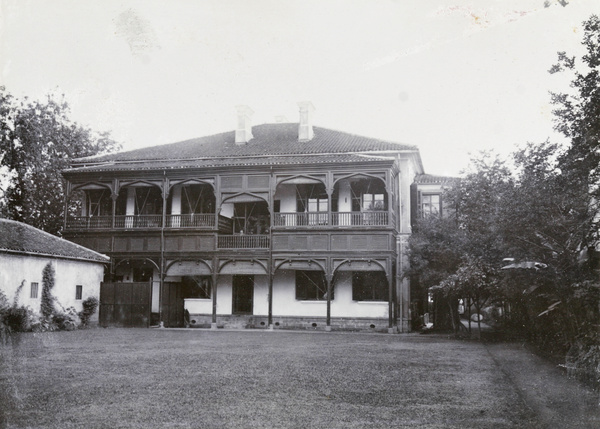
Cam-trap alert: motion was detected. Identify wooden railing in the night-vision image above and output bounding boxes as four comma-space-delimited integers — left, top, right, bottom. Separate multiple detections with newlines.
331, 211, 388, 226
66, 216, 113, 229
274, 211, 389, 227
167, 214, 214, 228
66, 211, 390, 230
217, 235, 270, 249
114, 215, 163, 228
273, 212, 329, 227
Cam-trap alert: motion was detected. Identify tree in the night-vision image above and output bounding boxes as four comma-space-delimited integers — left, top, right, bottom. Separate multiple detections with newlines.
0, 87, 120, 234
408, 215, 465, 331
408, 153, 513, 333
549, 14, 600, 197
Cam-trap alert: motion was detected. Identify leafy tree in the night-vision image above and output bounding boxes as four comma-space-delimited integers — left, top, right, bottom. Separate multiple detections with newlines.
0, 86, 120, 234
408, 153, 513, 333
436, 257, 499, 337
408, 216, 465, 331
549, 14, 600, 196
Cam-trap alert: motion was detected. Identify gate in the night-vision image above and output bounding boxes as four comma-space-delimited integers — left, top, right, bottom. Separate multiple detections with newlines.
160, 282, 185, 327
99, 282, 152, 327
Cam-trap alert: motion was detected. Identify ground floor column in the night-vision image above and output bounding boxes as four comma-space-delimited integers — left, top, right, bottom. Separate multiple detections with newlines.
211, 268, 218, 330
267, 266, 273, 329
388, 273, 394, 333
325, 273, 332, 332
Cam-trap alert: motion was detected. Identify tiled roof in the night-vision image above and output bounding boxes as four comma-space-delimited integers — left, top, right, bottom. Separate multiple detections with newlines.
71, 123, 418, 170
414, 173, 459, 185
67, 153, 398, 173
0, 219, 109, 263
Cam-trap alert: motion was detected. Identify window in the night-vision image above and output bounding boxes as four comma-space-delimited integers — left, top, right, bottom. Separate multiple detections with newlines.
295, 271, 331, 300
75, 285, 83, 300
30, 282, 39, 299
352, 272, 388, 301
296, 184, 328, 225
134, 187, 163, 215
86, 189, 112, 216
421, 194, 441, 217
350, 180, 387, 212
133, 267, 153, 282
363, 193, 385, 211
233, 202, 270, 234
181, 184, 214, 214
182, 276, 212, 299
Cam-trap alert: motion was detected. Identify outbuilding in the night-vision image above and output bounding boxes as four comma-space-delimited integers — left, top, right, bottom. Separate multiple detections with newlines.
0, 219, 109, 324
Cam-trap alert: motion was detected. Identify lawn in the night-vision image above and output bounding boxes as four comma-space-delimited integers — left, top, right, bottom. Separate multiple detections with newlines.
1, 329, 537, 428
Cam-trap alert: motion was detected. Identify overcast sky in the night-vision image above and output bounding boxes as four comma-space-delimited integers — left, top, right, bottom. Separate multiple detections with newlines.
1, 0, 597, 176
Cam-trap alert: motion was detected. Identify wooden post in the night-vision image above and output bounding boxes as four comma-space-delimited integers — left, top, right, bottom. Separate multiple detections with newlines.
268, 264, 273, 329
211, 260, 218, 329
388, 272, 394, 333
325, 272, 332, 332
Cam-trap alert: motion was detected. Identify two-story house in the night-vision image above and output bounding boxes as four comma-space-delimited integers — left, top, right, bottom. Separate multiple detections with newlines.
62, 102, 425, 332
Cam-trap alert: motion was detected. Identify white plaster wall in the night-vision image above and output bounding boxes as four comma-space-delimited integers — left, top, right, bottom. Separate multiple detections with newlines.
276, 185, 297, 226
216, 275, 232, 314
337, 180, 352, 212
126, 188, 135, 215
0, 253, 104, 322
81, 192, 88, 216
220, 203, 234, 218
171, 185, 182, 215
184, 298, 212, 314
277, 185, 296, 212
272, 270, 327, 317
252, 275, 269, 316
271, 270, 388, 318
330, 272, 388, 318
151, 269, 160, 312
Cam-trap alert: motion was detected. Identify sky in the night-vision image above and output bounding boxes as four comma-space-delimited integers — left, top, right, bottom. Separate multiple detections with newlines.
1, 0, 597, 176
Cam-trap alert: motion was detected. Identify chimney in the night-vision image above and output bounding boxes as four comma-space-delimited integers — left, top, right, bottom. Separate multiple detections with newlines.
235, 105, 254, 145
297, 101, 315, 141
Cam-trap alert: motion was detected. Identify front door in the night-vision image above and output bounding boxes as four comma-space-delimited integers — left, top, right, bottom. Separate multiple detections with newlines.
232, 275, 254, 314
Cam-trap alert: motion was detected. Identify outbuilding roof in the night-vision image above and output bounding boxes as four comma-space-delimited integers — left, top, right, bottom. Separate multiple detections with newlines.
68, 123, 421, 173
413, 173, 458, 185
0, 219, 109, 263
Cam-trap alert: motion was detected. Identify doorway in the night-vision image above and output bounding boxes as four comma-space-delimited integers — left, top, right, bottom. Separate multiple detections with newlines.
232, 275, 254, 314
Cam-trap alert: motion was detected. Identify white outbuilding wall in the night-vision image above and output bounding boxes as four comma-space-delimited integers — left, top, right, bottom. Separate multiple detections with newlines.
0, 253, 105, 323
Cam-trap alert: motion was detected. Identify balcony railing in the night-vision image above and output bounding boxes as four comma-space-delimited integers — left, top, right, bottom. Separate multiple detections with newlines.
274, 211, 389, 227
65, 211, 390, 231
217, 234, 270, 249
167, 214, 215, 228
332, 211, 388, 226
114, 215, 163, 228
274, 212, 328, 227
66, 215, 113, 229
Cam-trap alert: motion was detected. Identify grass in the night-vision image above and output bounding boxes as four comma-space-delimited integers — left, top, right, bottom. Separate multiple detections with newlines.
0, 329, 538, 428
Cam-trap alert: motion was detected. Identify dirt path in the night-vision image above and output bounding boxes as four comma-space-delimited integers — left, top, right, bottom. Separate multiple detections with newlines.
484, 342, 600, 428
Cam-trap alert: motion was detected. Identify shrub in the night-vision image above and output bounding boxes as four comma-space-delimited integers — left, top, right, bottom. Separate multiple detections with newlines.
0, 289, 11, 343
41, 262, 56, 318
29, 313, 55, 332
565, 340, 600, 391
4, 306, 32, 332
1, 286, 33, 334
53, 307, 80, 331
13, 280, 25, 307
0, 289, 9, 312
79, 297, 99, 326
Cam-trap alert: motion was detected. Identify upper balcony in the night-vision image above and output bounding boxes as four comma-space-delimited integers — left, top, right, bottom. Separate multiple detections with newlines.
66, 213, 220, 230
65, 210, 394, 231
274, 211, 391, 228
65, 173, 397, 233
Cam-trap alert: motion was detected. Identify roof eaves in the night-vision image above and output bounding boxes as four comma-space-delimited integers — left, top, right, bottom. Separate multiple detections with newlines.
0, 248, 110, 263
